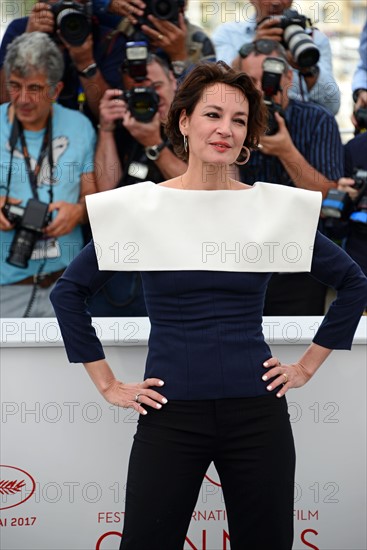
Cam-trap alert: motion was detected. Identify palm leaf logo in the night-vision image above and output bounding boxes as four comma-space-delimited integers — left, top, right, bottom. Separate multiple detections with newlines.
0, 480, 26, 495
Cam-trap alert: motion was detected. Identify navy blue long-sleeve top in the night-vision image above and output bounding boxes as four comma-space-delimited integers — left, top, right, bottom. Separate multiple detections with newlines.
50, 232, 367, 400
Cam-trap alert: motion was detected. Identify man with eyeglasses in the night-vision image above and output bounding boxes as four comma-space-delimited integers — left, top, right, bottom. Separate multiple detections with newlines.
0, 0, 127, 124
212, 0, 340, 115
235, 39, 344, 316
0, 33, 96, 317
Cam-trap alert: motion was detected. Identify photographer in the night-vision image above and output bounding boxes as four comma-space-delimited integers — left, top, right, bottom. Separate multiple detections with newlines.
0, 0, 127, 122
96, 53, 186, 186
0, 33, 96, 317
99, 0, 216, 78
88, 52, 186, 315
236, 40, 344, 315
335, 132, 367, 277
212, 0, 340, 115
352, 20, 367, 133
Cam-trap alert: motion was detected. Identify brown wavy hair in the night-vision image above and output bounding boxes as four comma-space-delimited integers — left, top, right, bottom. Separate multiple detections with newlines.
165, 61, 267, 161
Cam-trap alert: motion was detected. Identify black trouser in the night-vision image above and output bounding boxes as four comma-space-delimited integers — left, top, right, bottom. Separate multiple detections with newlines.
120, 395, 295, 550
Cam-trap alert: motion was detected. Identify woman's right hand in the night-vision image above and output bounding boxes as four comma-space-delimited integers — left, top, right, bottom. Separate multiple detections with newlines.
101, 378, 168, 415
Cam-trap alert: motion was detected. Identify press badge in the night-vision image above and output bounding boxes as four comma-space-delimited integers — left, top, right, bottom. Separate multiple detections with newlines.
31, 238, 61, 260
128, 162, 149, 180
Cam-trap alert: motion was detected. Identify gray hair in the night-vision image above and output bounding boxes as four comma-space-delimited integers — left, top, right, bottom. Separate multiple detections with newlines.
147, 54, 172, 79
4, 32, 64, 90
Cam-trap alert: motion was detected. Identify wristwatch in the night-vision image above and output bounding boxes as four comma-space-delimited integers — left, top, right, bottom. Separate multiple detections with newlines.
77, 63, 98, 79
145, 142, 166, 161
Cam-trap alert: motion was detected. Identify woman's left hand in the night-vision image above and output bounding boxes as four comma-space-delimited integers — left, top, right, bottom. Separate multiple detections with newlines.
262, 356, 312, 398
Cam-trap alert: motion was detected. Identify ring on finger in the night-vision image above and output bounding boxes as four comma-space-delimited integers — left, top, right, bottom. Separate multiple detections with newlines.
134, 393, 142, 403
157, 33, 163, 40
282, 372, 288, 384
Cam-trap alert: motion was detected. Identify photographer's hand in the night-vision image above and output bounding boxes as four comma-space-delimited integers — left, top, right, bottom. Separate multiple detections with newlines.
45, 170, 96, 236
261, 113, 337, 196
259, 112, 293, 156
141, 13, 188, 62
44, 201, 85, 237
108, 0, 145, 25
337, 177, 359, 201
99, 88, 127, 129
122, 110, 162, 147
0, 196, 22, 231
95, 90, 126, 192
26, 2, 54, 34
254, 17, 283, 42
59, 33, 110, 121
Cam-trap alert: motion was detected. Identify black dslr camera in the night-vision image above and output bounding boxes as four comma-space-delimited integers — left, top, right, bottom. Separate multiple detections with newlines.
261, 57, 286, 135
121, 42, 159, 123
322, 169, 367, 233
261, 8, 320, 68
122, 87, 159, 123
137, 0, 184, 27
48, 0, 92, 46
2, 199, 51, 268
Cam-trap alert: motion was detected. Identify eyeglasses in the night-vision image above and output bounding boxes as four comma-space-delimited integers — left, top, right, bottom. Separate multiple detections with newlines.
239, 39, 281, 59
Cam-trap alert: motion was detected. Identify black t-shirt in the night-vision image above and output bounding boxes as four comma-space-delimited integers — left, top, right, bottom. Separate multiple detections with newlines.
114, 124, 170, 187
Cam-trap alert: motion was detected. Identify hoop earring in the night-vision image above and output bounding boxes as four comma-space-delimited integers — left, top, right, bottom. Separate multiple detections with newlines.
235, 146, 250, 166
183, 135, 188, 153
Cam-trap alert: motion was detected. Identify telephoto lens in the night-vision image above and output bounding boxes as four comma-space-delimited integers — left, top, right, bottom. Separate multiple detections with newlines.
283, 24, 320, 68
51, 0, 92, 46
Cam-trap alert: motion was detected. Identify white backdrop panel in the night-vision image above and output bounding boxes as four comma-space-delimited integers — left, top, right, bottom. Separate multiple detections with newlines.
1, 317, 366, 550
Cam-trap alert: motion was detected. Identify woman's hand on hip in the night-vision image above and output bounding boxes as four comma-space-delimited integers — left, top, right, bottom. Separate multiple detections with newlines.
262, 356, 312, 398
101, 378, 168, 415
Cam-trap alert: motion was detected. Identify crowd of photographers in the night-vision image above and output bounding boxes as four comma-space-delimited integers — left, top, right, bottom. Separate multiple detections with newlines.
0, 0, 366, 317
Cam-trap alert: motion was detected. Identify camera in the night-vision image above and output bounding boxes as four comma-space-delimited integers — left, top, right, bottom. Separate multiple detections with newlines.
354, 108, 367, 135
124, 41, 149, 82
137, 0, 184, 28
49, 0, 92, 46
349, 170, 367, 232
2, 199, 51, 268
350, 195, 367, 232
322, 169, 367, 232
353, 169, 367, 191
261, 57, 286, 135
121, 42, 159, 123
121, 87, 159, 123
321, 189, 353, 220
262, 9, 320, 68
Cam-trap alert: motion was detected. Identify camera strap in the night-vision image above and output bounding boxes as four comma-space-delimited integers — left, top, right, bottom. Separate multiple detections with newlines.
3, 115, 20, 197
17, 115, 54, 203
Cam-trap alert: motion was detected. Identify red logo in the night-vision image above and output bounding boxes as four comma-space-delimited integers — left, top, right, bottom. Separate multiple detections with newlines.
204, 464, 222, 487
96, 531, 122, 550
0, 465, 36, 510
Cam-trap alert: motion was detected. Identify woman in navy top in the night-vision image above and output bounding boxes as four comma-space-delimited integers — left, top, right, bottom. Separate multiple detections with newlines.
51, 62, 367, 550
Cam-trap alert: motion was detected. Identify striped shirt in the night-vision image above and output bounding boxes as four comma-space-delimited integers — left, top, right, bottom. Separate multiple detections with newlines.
240, 99, 344, 187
